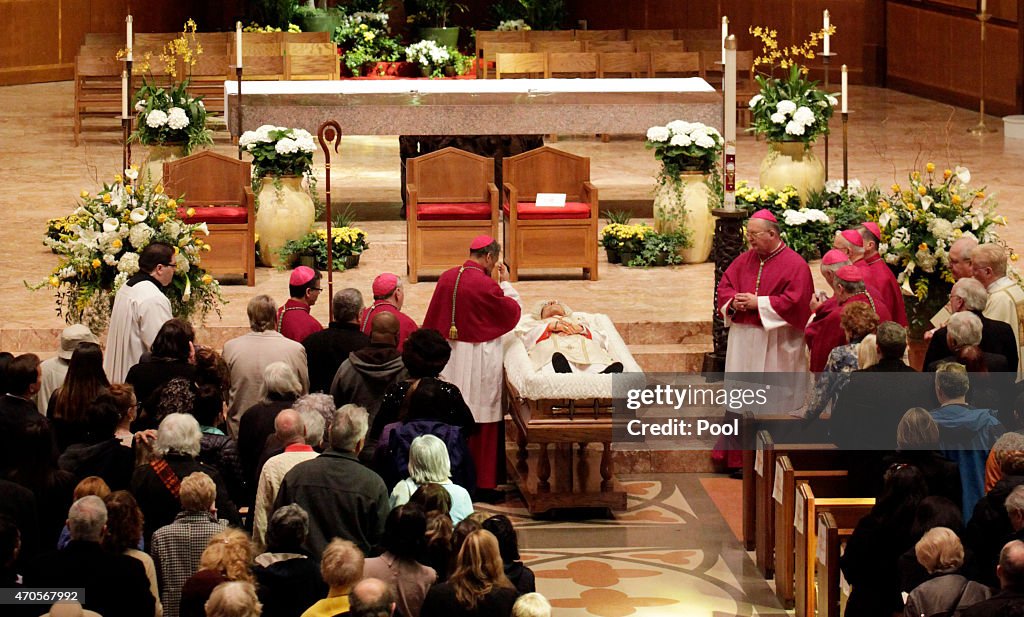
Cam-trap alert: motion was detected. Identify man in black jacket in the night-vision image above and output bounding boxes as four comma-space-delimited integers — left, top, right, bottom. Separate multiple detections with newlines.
303, 288, 371, 395
0, 354, 45, 473
962, 539, 1024, 616
23, 496, 154, 617
925, 277, 1019, 370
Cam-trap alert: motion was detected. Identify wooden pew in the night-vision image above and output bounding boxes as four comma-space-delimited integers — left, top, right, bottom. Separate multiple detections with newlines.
794, 483, 874, 617
773, 455, 849, 608
816, 511, 859, 617
753, 428, 839, 577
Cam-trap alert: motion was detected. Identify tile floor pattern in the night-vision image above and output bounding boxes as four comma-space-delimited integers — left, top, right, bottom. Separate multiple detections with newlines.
477, 475, 788, 616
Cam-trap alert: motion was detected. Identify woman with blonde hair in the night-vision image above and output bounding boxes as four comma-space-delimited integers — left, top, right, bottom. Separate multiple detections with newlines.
420, 529, 518, 617
179, 529, 254, 617
903, 527, 990, 616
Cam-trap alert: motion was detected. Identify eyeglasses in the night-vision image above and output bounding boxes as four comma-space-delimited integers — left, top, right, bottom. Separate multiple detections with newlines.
161, 262, 176, 269
310, 287, 323, 292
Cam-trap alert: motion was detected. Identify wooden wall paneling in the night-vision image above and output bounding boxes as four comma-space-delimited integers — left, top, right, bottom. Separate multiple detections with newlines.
0, 0, 62, 83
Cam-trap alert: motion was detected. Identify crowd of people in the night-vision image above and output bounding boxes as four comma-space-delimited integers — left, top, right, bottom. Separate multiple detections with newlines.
0, 236, 563, 617
718, 210, 1024, 615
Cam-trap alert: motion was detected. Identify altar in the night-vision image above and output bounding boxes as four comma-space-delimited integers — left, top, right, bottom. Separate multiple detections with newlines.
224, 78, 722, 136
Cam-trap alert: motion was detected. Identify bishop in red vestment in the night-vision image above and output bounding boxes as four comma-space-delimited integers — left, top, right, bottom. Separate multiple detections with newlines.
840, 225, 908, 327
278, 266, 324, 343
805, 265, 891, 372
422, 236, 521, 492
359, 272, 418, 351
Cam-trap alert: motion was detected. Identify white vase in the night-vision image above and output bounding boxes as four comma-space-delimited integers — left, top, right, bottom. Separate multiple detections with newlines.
255, 176, 315, 267
143, 143, 186, 185
653, 173, 713, 264
758, 141, 825, 204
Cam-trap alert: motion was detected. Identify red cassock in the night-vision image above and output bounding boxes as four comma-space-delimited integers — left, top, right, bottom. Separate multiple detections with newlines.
805, 291, 892, 372
359, 302, 418, 351
717, 244, 814, 331
422, 261, 521, 342
278, 298, 323, 344
856, 257, 908, 326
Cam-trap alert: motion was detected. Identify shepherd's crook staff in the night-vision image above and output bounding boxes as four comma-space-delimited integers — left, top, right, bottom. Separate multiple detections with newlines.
317, 121, 342, 322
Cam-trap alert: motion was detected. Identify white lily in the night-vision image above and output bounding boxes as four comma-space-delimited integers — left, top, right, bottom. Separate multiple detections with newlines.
130, 208, 148, 223
920, 195, 934, 211
102, 218, 119, 232
955, 166, 971, 184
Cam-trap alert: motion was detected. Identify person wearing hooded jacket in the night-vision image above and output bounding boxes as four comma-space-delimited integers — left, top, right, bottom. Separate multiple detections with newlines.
331, 311, 409, 462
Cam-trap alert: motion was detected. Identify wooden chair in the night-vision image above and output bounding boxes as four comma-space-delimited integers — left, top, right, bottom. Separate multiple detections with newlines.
676, 28, 720, 42
475, 30, 527, 68
232, 31, 283, 56
627, 29, 675, 41
192, 32, 229, 56
480, 42, 531, 79
735, 50, 759, 126
495, 52, 547, 79
406, 147, 499, 284
531, 40, 582, 53
77, 44, 121, 57
283, 31, 332, 45
597, 52, 652, 78
231, 55, 285, 81
523, 30, 574, 45
584, 40, 636, 53
574, 29, 626, 42
134, 33, 176, 50
502, 146, 598, 282
699, 50, 725, 86
686, 37, 724, 52
163, 151, 256, 286
284, 42, 340, 80
84, 32, 122, 46
73, 54, 121, 145
547, 52, 598, 78
636, 39, 686, 52
650, 51, 702, 78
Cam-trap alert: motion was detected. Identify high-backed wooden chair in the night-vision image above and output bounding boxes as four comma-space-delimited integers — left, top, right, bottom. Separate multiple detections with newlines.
134, 33, 176, 50
502, 146, 598, 281
636, 39, 687, 52
524, 30, 574, 45
547, 52, 598, 78
85, 32, 122, 46
495, 52, 547, 79
584, 40, 636, 53
283, 31, 332, 45
284, 42, 340, 80
597, 52, 652, 78
192, 32, 229, 56
406, 147, 499, 283
627, 29, 675, 41
73, 55, 121, 145
480, 42, 531, 78
688, 38, 724, 52
531, 40, 582, 53
651, 51, 702, 78
230, 55, 285, 80
574, 29, 626, 42
163, 151, 256, 285
476, 30, 527, 74
231, 31, 283, 56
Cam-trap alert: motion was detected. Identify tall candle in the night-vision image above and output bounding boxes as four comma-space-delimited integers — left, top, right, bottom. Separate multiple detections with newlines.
981, 0, 987, 14
724, 35, 737, 144
721, 16, 729, 65
126, 15, 133, 62
236, 22, 243, 68
841, 64, 848, 113
121, 70, 128, 120
823, 10, 830, 55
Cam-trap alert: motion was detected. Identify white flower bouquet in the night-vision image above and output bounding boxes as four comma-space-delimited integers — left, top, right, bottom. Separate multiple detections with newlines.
34, 168, 224, 332
405, 39, 472, 78
644, 120, 723, 176
239, 125, 316, 178
497, 19, 531, 31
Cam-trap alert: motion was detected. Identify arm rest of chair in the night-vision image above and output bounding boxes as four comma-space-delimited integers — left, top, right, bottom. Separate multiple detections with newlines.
407, 184, 419, 222
502, 182, 518, 220
582, 181, 599, 216
487, 182, 499, 220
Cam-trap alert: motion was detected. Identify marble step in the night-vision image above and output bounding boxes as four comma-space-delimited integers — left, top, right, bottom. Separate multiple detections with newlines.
630, 343, 712, 373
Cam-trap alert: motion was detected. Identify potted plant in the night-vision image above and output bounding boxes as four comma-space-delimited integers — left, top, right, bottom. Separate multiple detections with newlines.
34, 167, 224, 333
126, 20, 213, 182
599, 210, 631, 263
405, 39, 472, 77
861, 164, 1011, 340
407, 0, 467, 47
645, 120, 722, 263
628, 231, 689, 267
490, 0, 566, 30
239, 125, 317, 267
747, 24, 838, 203
735, 181, 833, 261
333, 12, 409, 76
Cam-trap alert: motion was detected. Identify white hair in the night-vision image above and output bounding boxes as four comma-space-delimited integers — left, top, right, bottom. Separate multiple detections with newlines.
408, 434, 451, 484
513, 593, 552, 617
68, 495, 107, 542
329, 404, 368, 452
947, 311, 983, 349
952, 277, 989, 312
1007, 485, 1024, 516
156, 412, 202, 458
205, 581, 262, 617
292, 393, 334, 447
260, 361, 303, 400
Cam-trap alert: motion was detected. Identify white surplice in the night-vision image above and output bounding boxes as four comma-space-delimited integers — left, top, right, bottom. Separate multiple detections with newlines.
103, 279, 172, 382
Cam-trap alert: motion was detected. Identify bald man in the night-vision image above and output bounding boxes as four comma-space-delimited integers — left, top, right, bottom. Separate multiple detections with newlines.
961, 540, 1024, 616
973, 243, 1024, 377
253, 408, 317, 547
330, 312, 409, 461
349, 578, 397, 617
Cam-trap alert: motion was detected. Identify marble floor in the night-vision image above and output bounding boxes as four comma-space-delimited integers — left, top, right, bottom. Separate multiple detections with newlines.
3, 80, 1024, 614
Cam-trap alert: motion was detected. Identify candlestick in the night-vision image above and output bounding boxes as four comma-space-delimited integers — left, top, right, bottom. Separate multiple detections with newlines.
724, 143, 736, 211
236, 22, 243, 69
842, 111, 850, 187
724, 35, 737, 144
821, 53, 835, 181
968, 11, 997, 134
236, 66, 244, 159
126, 15, 133, 61
823, 10, 830, 56
841, 64, 848, 113
981, 0, 987, 14
121, 70, 128, 119
721, 16, 729, 66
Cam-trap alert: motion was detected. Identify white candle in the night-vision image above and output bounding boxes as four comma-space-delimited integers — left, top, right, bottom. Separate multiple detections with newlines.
724, 35, 737, 144
980, 0, 987, 13
823, 10, 830, 55
841, 64, 848, 113
121, 70, 128, 120
236, 22, 243, 68
721, 16, 729, 66
126, 15, 133, 62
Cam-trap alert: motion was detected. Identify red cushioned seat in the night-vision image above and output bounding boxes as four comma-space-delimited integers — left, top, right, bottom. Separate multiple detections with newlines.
502, 201, 592, 220
177, 207, 248, 224
415, 202, 492, 221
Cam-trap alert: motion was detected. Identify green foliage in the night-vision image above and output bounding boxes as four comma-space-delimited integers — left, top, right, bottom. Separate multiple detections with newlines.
749, 65, 836, 145
239, 126, 315, 179
406, 0, 468, 28
130, 80, 213, 155
332, 11, 404, 74
627, 231, 690, 267
332, 205, 359, 228
406, 40, 472, 77
490, 0, 567, 30
601, 209, 632, 225
249, 0, 297, 29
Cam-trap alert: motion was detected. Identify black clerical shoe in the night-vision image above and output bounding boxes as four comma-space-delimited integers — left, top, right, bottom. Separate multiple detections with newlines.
601, 362, 624, 374
551, 352, 572, 373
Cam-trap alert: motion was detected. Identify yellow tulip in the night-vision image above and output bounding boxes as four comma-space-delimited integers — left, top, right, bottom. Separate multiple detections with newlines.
155, 184, 164, 194
891, 184, 900, 193
1013, 253, 1020, 262
115, 174, 123, 184
80, 190, 90, 199
202, 274, 213, 284
112, 239, 122, 249
918, 185, 927, 196
158, 213, 168, 223
102, 193, 112, 204
91, 258, 101, 268
952, 195, 962, 205
186, 207, 196, 217
912, 171, 921, 181
943, 169, 952, 179
926, 163, 935, 173
976, 191, 985, 199
918, 243, 928, 251
49, 276, 60, 287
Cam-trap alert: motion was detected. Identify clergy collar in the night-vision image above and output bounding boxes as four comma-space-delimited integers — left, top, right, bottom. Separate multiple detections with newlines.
127, 271, 163, 289
864, 254, 882, 265
757, 242, 786, 263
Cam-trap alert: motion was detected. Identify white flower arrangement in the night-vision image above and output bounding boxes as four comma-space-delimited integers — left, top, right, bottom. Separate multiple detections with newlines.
497, 19, 531, 31
405, 40, 470, 78
238, 125, 315, 178
644, 120, 723, 176
781, 207, 829, 226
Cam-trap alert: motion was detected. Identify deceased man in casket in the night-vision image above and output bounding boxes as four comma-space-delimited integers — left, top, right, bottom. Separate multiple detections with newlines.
517, 300, 624, 374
